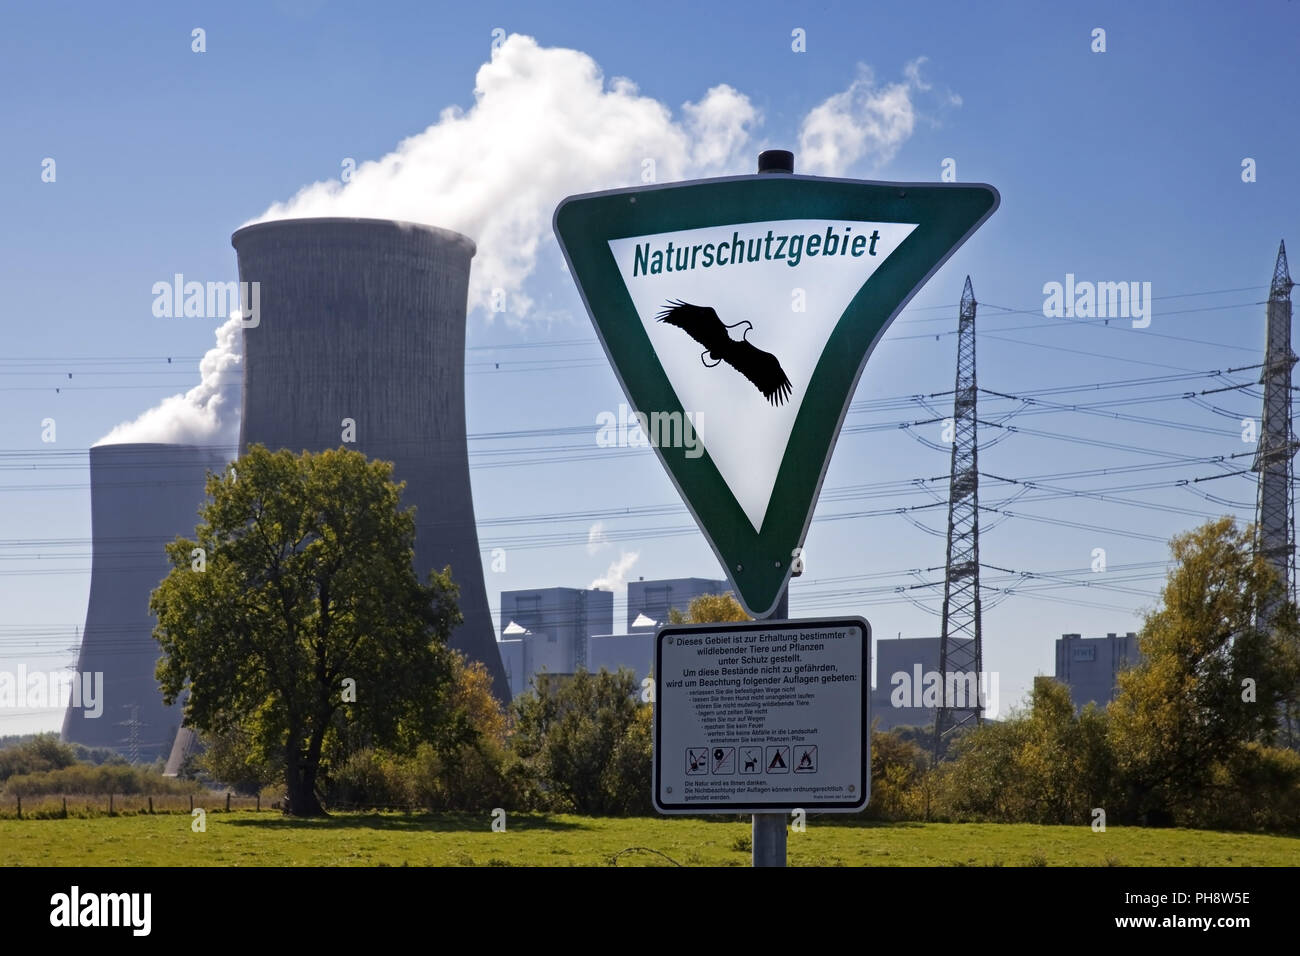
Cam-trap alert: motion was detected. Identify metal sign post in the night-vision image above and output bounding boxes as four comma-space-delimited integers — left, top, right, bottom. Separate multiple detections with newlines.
752, 812, 788, 867
753, 585, 788, 867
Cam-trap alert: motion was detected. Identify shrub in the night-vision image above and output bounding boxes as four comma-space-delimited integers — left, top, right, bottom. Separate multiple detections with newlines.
600, 704, 653, 815
4, 764, 199, 797
325, 748, 411, 808
408, 738, 519, 812
864, 729, 928, 821
932, 679, 1116, 825
510, 668, 649, 815
1183, 744, 1300, 832
0, 734, 78, 783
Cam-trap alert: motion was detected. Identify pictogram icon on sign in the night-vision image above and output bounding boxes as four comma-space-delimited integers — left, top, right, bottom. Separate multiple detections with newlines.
686, 747, 709, 775
793, 745, 818, 773
766, 745, 790, 774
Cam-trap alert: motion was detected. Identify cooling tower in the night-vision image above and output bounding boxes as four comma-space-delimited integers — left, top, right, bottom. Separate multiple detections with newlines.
230, 217, 509, 700
63, 443, 229, 761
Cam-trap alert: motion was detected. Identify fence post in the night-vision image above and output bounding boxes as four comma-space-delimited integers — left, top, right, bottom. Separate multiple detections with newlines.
108, 793, 113, 815
226, 792, 231, 812
148, 796, 154, 814
62, 796, 67, 818
256, 794, 260, 812
189, 794, 193, 812
16, 795, 20, 820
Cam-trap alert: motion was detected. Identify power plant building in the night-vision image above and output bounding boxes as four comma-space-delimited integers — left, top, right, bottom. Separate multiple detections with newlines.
1054, 631, 1139, 710
626, 577, 729, 632
496, 578, 736, 698
587, 632, 655, 688
869, 636, 988, 731
230, 217, 509, 700
63, 443, 229, 761
497, 586, 613, 696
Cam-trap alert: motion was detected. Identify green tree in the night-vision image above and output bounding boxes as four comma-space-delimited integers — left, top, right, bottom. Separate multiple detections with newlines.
930, 678, 1115, 825
1016, 678, 1115, 824
667, 592, 750, 624
601, 703, 653, 815
1109, 517, 1300, 824
447, 653, 509, 747
865, 727, 928, 820
404, 652, 517, 811
510, 668, 646, 814
198, 724, 282, 794
152, 445, 461, 816
932, 708, 1031, 822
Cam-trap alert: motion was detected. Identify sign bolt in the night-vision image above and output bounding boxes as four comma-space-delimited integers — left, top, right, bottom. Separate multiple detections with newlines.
757, 149, 794, 175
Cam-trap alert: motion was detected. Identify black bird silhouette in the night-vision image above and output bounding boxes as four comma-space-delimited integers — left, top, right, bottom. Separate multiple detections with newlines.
655, 300, 793, 406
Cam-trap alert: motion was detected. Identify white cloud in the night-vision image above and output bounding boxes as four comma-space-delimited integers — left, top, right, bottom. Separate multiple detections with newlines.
252, 34, 761, 321
591, 550, 639, 591
799, 57, 958, 177
903, 57, 932, 91
684, 83, 761, 171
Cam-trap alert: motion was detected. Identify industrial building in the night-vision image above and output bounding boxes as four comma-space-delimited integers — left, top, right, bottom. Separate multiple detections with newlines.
498, 624, 656, 697
496, 577, 733, 697
63, 443, 229, 761
497, 586, 613, 697
1054, 632, 1139, 710
625, 577, 729, 632
587, 632, 655, 689
870, 636, 978, 731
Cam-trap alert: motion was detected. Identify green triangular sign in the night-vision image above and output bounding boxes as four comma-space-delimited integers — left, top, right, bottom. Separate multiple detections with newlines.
554, 172, 998, 617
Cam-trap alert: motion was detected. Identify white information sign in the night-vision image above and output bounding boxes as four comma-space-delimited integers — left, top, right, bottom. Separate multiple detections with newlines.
653, 617, 870, 814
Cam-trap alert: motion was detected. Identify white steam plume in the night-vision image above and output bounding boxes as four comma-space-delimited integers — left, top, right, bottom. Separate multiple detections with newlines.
107, 40, 947, 448
96, 314, 242, 448
586, 521, 610, 556
591, 550, 639, 592
251, 34, 761, 318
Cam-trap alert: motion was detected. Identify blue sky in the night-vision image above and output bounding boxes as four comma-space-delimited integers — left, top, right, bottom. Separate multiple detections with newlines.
2, 0, 1298, 736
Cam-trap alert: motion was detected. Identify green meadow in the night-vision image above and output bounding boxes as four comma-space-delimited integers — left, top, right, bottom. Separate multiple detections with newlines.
1, 812, 1296, 866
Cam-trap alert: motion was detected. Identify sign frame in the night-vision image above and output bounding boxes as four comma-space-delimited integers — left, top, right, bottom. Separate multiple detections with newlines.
652, 615, 871, 815
554, 174, 999, 618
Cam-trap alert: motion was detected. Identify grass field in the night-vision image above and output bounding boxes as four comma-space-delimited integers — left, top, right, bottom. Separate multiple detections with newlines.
1, 812, 1297, 866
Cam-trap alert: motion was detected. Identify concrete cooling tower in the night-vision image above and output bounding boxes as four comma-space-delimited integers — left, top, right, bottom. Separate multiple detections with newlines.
63, 443, 229, 761
230, 217, 509, 700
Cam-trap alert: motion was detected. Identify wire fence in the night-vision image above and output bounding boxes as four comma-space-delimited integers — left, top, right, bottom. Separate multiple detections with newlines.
0, 791, 266, 819
0, 794, 472, 818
